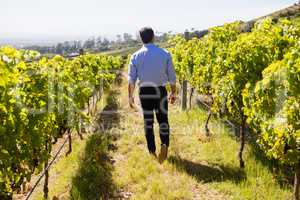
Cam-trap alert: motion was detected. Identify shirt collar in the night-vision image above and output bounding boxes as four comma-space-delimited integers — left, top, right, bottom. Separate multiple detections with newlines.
143, 43, 156, 48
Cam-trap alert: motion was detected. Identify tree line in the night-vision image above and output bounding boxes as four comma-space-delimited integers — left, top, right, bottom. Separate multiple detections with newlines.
24, 32, 171, 56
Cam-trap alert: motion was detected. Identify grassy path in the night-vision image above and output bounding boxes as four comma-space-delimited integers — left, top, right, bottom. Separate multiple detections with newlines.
31, 72, 292, 200
111, 78, 228, 200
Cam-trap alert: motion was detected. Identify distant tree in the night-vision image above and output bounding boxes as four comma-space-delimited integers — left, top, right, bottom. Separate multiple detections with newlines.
123, 33, 133, 42
116, 34, 122, 43
101, 38, 110, 50
83, 38, 95, 49
74, 40, 82, 50
96, 36, 102, 49
55, 43, 64, 54
63, 41, 71, 52
23, 30, 171, 55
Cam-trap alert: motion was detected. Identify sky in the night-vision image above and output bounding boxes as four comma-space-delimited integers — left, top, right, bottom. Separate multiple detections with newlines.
0, 0, 297, 42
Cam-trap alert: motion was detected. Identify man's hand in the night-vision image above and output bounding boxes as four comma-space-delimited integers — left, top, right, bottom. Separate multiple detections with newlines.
128, 83, 136, 109
168, 92, 176, 104
169, 84, 177, 104
129, 96, 135, 108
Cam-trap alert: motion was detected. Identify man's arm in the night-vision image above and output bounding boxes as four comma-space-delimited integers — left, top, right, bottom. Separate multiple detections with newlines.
166, 53, 177, 104
128, 83, 135, 108
128, 55, 137, 108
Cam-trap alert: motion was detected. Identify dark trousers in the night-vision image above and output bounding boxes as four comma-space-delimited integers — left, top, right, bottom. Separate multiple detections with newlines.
139, 86, 170, 153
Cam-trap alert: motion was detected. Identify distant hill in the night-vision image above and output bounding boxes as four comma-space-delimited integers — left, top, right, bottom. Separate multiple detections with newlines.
191, 3, 300, 38
0, 38, 58, 48
255, 3, 300, 21
0, 35, 95, 48
241, 3, 300, 32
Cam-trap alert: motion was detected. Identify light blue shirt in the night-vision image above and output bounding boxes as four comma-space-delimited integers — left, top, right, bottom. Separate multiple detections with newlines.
128, 43, 176, 87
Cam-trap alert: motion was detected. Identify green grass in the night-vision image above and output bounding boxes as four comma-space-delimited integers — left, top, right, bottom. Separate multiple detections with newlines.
167, 108, 292, 200
32, 138, 87, 200
112, 102, 292, 200
100, 47, 139, 57
70, 134, 115, 200
31, 89, 120, 200
33, 134, 117, 200
31, 77, 293, 200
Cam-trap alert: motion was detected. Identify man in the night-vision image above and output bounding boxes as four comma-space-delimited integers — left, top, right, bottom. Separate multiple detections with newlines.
128, 27, 177, 163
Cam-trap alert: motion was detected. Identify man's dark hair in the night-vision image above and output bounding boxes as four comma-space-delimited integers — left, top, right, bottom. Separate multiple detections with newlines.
139, 27, 154, 44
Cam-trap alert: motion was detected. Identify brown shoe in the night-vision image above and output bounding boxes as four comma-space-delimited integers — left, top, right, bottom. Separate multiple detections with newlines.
159, 144, 168, 164
150, 151, 157, 159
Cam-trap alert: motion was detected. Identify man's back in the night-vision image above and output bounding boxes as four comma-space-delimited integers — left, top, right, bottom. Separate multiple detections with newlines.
127, 27, 176, 163
128, 43, 176, 87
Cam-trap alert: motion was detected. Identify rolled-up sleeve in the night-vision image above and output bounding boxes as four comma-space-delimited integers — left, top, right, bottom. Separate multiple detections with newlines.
128, 55, 138, 84
166, 53, 176, 84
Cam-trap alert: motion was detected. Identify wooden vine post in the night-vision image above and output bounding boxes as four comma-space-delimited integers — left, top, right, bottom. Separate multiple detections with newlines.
205, 110, 212, 137
294, 162, 300, 200
43, 141, 50, 199
238, 113, 246, 168
181, 31, 189, 111
189, 87, 194, 110
43, 161, 49, 200
181, 80, 188, 111
66, 129, 72, 155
